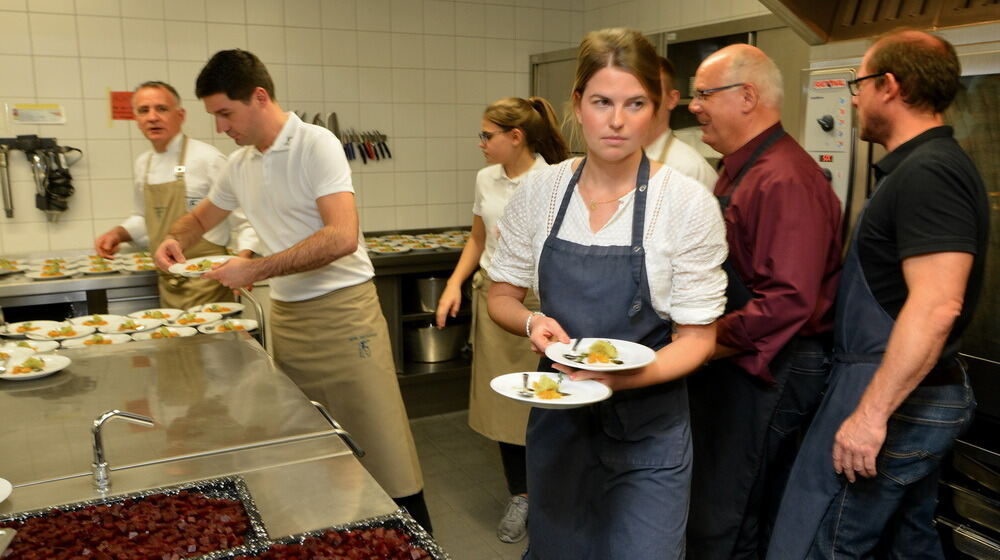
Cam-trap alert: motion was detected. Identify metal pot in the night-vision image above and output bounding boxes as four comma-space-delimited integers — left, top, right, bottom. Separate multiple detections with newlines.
404, 323, 468, 363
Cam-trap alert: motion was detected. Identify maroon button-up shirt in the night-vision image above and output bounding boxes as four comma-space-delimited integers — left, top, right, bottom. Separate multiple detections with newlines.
714, 123, 843, 382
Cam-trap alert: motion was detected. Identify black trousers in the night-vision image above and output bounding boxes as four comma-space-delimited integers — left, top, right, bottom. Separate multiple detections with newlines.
499, 441, 528, 496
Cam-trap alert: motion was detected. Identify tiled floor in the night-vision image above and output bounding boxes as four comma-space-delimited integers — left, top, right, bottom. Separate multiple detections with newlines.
410, 410, 528, 560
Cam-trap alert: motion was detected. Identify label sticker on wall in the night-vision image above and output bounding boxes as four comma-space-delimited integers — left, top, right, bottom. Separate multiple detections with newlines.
110, 91, 135, 120
9, 103, 65, 124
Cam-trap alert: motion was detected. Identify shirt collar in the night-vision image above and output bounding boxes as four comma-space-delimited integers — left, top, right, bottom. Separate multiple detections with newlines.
499, 153, 547, 184
250, 112, 299, 158
160, 133, 184, 156
720, 122, 783, 182
873, 125, 953, 181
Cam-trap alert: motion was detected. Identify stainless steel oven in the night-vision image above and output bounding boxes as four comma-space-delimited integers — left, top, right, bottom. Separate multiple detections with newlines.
799, 23, 1000, 558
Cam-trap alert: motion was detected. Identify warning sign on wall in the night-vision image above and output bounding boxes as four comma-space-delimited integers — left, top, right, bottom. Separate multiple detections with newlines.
111, 91, 134, 120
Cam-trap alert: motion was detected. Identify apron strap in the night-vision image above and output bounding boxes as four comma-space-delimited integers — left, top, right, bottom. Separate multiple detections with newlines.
549, 157, 586, 235
717, 127, 786, 210
627, 154, 651, 317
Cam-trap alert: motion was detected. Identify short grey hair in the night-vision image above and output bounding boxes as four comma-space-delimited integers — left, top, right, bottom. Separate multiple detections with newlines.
725, 49, 783, 109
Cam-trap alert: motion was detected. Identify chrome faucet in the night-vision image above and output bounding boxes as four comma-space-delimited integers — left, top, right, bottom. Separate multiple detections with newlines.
91, 410, 154, 492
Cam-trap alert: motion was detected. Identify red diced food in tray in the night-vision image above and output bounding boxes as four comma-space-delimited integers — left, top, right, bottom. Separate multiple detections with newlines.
0, 491, 251, 559
233, 527, 432, 560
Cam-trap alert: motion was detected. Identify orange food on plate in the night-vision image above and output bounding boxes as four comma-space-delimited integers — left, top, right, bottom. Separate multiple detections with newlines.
205, 304, 231, 313
151, 327, 179, 339
216, 321, 245, 332
16, 324, 39, 333
536, 389, 562, 400
84, 336, 112, 345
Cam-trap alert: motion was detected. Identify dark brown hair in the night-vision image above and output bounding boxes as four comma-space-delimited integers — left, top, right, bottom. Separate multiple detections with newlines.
571, 28, 662, 113
868, 30, 960, 113
484, 97, 569, 164
658, 56, 676, 89
196, 49, 276, 102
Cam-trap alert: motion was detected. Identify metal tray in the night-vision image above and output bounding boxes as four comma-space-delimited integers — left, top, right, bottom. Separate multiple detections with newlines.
954, 438, 1000, 494
945, 481, 1000, 534
0, 475, 268, 557
194, 509, 449, 560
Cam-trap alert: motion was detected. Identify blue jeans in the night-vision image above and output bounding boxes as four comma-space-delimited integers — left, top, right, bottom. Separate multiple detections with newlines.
807, 379, 975, 559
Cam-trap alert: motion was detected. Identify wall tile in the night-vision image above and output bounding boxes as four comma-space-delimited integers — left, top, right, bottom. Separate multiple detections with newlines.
360, 172, 394, 206
285, 65, 324, 102
124, 59, 169, 92
391, 33, 424, 69
455, 70, 485, 104
206, 0, 244, 23
425, 170, 457, 204
358, 102, 394, 135
246, 0, 283, 25
484, 38, 514, 72
391, 68, 424, 103
484, 71, 515, 103
454, 103, 482, 136
395, 204, 426, 229
84, 139, 133, 179
456, 140, 482, 171
357, 31, 391, 67
423, 0, 454, 35
79, 57, 128, 99
207, 23, 248, 54
361, 206, 395, 230
121, 0, 162, 19
426, 203, 458, 227
514, 7, 543, 41
48, 218, 95, 250
89, 177, 133, 219
168, 0, 206, 22
423, 35, 455, 70
2, 223, 50, 253
123, 18, 166, 60
322, 29, 358, 66
392, 103, 425, 137
484, 5, 514, 39
390, 0, 423, 34
28, 0, 74, 13
425, 137, 455, 170
357, 67, 392, 103
52, 98, 87, 139
424, 104, 456, 138
284, 0, 320, 28
454, 3, 484, 37
394, 171, 425, 205
33, 56, 80, 98
29, 13, 77, 56
320, 0, 356, 29
542, 9, 572, 44
392, 137, 425, 171
455, 36, 484, 70
0, 12, 31, 54
423, 69, 455, 103
165, 21, 208, 61
356, 0, 389, 31
75, 15, 123, 58
0, 0, 27, 9
456, 169, 477, 201
323, 66, 359, 102
0, 55, 36, 97
286, 28, 323, 65
246, 25, 286, 63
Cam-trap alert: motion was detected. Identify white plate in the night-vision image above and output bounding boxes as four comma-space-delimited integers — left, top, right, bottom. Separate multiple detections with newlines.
370, 245, 411, 255
25, 323, 96, 341
2, 320, 64, 338
491, 372, 612, 409
0, 353, 72, 381
128, 308, 185, 322
24, 269, 77, 280
97, 317, 165, 334
168, 255, 232, 277
197, 319, 258, 334
2, 340, 59, 353
120, 262, 158, 273
170, 311, 222, 326
544, 338, 657, 372
131, 326, 198, 340
60, 333, 133, 348
67, 314, 127, 327
80, 265, 120, 275
27, 257, 74, 267
0, 477, 10, 503
187, 302, 245, 316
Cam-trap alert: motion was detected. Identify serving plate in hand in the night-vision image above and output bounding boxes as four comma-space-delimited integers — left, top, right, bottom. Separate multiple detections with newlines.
491, 372, 611, 409
544, 338, 656, 372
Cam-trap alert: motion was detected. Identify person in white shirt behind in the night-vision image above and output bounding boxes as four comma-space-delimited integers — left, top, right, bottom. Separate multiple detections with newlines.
94, 81, 257, 309
645, 57, 718, 189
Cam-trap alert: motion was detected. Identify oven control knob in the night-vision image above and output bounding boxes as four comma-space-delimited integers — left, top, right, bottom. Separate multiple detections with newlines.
817, 114, 835, 132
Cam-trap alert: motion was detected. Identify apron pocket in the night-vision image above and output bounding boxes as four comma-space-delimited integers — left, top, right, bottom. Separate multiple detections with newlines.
598, 388, 688, 468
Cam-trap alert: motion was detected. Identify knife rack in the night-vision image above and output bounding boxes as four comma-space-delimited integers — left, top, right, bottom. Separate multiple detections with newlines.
0, 134, 82, 221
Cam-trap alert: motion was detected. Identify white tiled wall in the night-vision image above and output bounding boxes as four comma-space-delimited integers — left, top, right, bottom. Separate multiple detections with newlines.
0, 0, 771, 255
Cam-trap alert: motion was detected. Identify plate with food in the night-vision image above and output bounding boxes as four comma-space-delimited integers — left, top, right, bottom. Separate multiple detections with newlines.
128, 308, 185, 322
24, 268, 76, 280
25, 323, 96, 341
0, 353, 72, 381
1, 339, 59, 353
97, 317, 164, 334
131, 326, 198, 340
187, 302, 244, 316
122, 251, 152, 260
0, 259, 25, 274
60, 333, 133, 348
121, 261, 158, 272
544, 338, 657, 372
491, 371, 612, 409
370, 245, 411, 255
168, 255, 232, 277
407, 242, 440, 252
170, 311, 222, 326
197, 319, 258, 334
27, 257, 73, 267
68, 314, 127, 327
80, 263, 119, 275
2, 320, 64, 338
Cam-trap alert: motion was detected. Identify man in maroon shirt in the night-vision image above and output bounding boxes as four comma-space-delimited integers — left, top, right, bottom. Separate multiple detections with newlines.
684, 44, 843, 560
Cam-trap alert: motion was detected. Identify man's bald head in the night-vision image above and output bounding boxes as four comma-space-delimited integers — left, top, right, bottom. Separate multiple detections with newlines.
701, 44, 783, 110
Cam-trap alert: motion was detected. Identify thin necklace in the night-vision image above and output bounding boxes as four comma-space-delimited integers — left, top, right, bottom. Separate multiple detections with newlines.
586, 196, 621, 211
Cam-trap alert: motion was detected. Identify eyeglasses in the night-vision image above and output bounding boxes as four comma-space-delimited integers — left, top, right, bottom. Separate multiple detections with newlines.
847, 72, 887, 95
693, 82, 745, 101
478, 129, 509, 143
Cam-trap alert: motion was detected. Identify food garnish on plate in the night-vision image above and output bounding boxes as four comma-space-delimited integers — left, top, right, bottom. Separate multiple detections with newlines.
11, 356, 45, 374
84, 334, 112, 345
117, 319, 141, 331
563, 339, 624, 365
142, 310, 170, 319
82, 315, 108, 326
532, 374, 566, 400
47, 325, 78, 338
175, 313, 205, 325
151, 326, 179, 339
204, 304, 231, 313
15, 322, 39, 333
186, 259, 216, 272
215, 320, 245, 332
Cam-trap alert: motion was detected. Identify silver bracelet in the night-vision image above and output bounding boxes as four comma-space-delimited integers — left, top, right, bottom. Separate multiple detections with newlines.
525, 311, 545, 337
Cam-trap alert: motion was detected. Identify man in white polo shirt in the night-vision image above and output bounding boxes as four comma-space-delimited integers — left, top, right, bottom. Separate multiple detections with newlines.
152, 49, 431, 531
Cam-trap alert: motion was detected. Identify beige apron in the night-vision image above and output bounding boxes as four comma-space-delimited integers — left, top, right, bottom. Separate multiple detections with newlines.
144, 135, 234, 309
270, 280, 423, 498
467, 270, 540, 445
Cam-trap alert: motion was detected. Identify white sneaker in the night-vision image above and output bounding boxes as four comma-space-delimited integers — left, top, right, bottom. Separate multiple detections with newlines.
497, 495, 529, 543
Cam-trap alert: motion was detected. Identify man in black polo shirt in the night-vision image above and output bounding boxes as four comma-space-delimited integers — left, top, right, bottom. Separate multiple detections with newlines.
767, 30, 988, 559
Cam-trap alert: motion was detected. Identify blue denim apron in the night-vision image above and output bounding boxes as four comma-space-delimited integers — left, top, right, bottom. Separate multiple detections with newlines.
525, 155, 692, 560
766, 207, 974, 559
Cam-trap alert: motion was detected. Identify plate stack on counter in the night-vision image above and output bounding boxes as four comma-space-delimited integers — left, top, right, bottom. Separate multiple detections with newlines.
0, 252, 159, 281
0, 303, 258, 382
364, 230, 470, 255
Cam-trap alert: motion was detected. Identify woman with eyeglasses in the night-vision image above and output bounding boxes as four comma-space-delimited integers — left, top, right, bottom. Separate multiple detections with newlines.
486, 28, 728, 559
434, 96, 568, 544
